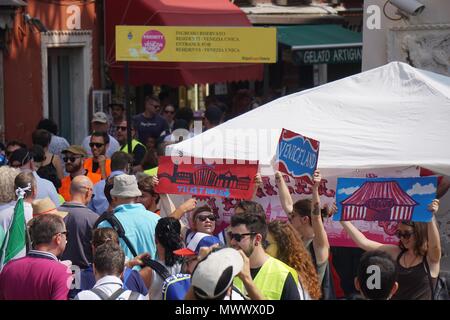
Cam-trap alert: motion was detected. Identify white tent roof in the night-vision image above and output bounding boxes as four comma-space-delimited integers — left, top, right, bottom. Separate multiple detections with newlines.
168, 62, 450, 176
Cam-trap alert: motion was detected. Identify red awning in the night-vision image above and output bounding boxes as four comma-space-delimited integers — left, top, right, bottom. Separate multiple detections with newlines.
104, 0, 263, 86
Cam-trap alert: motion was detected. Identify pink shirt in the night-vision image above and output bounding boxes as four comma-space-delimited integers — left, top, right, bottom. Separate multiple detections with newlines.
0, 251, 72, 300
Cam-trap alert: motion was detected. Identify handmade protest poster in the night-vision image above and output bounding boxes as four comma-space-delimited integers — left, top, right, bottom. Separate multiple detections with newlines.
156, 156, 259, 200
333, 176, 438, 222
275, 129, 320, 180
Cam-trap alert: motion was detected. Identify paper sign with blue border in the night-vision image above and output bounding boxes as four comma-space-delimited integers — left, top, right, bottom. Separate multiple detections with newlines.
275, 129, 320, 179
333, 176, 438, 222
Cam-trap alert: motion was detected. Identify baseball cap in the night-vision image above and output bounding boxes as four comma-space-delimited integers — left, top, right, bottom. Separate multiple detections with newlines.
191, 248, 244, 299
173, 232, 221, 257
62, 145, 88, 156
92, 112, 108, 123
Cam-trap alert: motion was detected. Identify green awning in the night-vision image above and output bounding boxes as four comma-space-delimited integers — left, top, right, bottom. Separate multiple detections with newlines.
277, 25, 362, 65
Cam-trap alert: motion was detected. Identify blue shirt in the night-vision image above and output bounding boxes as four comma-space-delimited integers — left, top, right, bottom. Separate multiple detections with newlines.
88, 170, 124, 215
132, 113, 169, 144
98, 203, 160, 260
32, 171, 61, 206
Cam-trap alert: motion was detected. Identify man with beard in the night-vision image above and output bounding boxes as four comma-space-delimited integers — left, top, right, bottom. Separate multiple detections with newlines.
59, 145, 101, 202
230, 212, 301, 300
84, 131, 111, 180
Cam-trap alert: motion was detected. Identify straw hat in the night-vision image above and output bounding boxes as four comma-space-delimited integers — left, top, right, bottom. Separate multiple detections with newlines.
110, 174, 142, 198
32, 197, 68, 218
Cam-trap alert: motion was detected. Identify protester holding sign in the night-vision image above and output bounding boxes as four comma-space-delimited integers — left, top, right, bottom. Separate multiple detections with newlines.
339, 199, 441, 300
275, 169, 330, 286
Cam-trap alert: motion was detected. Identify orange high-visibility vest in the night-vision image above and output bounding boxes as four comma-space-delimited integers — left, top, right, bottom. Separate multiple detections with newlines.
83, 157, 111, 178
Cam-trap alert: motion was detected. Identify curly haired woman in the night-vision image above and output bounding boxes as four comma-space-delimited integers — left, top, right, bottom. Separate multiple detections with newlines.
266, 220, 322, 300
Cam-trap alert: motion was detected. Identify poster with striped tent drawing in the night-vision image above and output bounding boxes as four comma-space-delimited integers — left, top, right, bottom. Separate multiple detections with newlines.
333, 176, 437, 222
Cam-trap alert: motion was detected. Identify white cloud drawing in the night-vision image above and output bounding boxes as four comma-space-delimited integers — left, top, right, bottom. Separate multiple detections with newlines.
407, 183, 436, 196
338, 186, 360, 195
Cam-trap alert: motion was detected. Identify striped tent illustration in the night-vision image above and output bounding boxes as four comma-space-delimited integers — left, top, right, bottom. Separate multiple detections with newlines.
341, 181, 418, 221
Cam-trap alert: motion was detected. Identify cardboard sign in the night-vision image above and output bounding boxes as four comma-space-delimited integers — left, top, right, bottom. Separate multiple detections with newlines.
276, 129, 320, 179
116, 26, 276, 63
156, 157, 259, 200
333, 176, 438, 222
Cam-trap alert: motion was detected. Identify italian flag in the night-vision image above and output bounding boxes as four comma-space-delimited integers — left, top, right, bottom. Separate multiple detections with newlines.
0, 197, 26, 271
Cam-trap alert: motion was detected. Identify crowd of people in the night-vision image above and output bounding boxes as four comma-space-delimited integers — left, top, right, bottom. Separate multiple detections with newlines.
0, 92, 447, 301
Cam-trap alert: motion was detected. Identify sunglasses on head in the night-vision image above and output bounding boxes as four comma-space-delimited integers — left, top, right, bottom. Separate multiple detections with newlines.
228, 232, 257, 242
396, 230, 414, 239
196, 214, 217, 222
63, 156, 81, 163
89, 142, 104, 148
117, 126, 127, 131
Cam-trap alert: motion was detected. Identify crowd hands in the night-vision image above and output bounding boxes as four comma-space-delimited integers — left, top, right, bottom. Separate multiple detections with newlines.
0, 96, 448, 301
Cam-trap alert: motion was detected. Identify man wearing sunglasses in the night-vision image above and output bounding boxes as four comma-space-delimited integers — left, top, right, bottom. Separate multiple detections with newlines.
84, 131, 111, 180
59, 145, 101, 202
230, 212, 301, 300
81, 112, 120, 159
132, 95, 169, 145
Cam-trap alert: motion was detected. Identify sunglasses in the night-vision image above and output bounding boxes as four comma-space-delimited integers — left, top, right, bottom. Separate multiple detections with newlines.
196, 214, 217, 222
396, 230, 414, 239
117, 126, 128, 131
63, 156, 81, 163
89, 142, 104, 148
164, 110, 175, 114
228, 232, 256, 242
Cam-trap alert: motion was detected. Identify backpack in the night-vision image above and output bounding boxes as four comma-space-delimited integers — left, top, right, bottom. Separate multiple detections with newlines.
89, 287, 141, 300
142, 258, 191, 300
94, 212, 138, 257
424, 258, 450, 300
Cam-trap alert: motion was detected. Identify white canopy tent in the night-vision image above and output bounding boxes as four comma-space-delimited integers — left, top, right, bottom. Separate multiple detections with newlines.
167, 62, 450, 176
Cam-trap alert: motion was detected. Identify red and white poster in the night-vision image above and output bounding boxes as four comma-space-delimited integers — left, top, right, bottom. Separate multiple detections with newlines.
156, 156, 259, 200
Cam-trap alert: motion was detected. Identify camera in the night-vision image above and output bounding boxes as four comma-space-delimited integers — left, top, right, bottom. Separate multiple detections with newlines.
389, 0, 425, 16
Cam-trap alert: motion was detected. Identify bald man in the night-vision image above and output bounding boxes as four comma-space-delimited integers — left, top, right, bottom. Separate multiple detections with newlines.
59, 176, 99, 269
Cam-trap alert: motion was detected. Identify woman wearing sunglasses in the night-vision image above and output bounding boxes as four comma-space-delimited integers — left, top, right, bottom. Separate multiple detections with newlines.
340, 199, 440, 300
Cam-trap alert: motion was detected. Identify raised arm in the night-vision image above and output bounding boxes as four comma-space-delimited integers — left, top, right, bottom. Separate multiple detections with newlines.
251, 173, 263, 200
426, 199, 441, 265
340, 221, 399, 259
275, 171, 293, 214
310, 170, 330, 265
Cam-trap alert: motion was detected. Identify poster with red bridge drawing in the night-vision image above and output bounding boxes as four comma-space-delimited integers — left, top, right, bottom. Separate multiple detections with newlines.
172, 166, 420, 247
